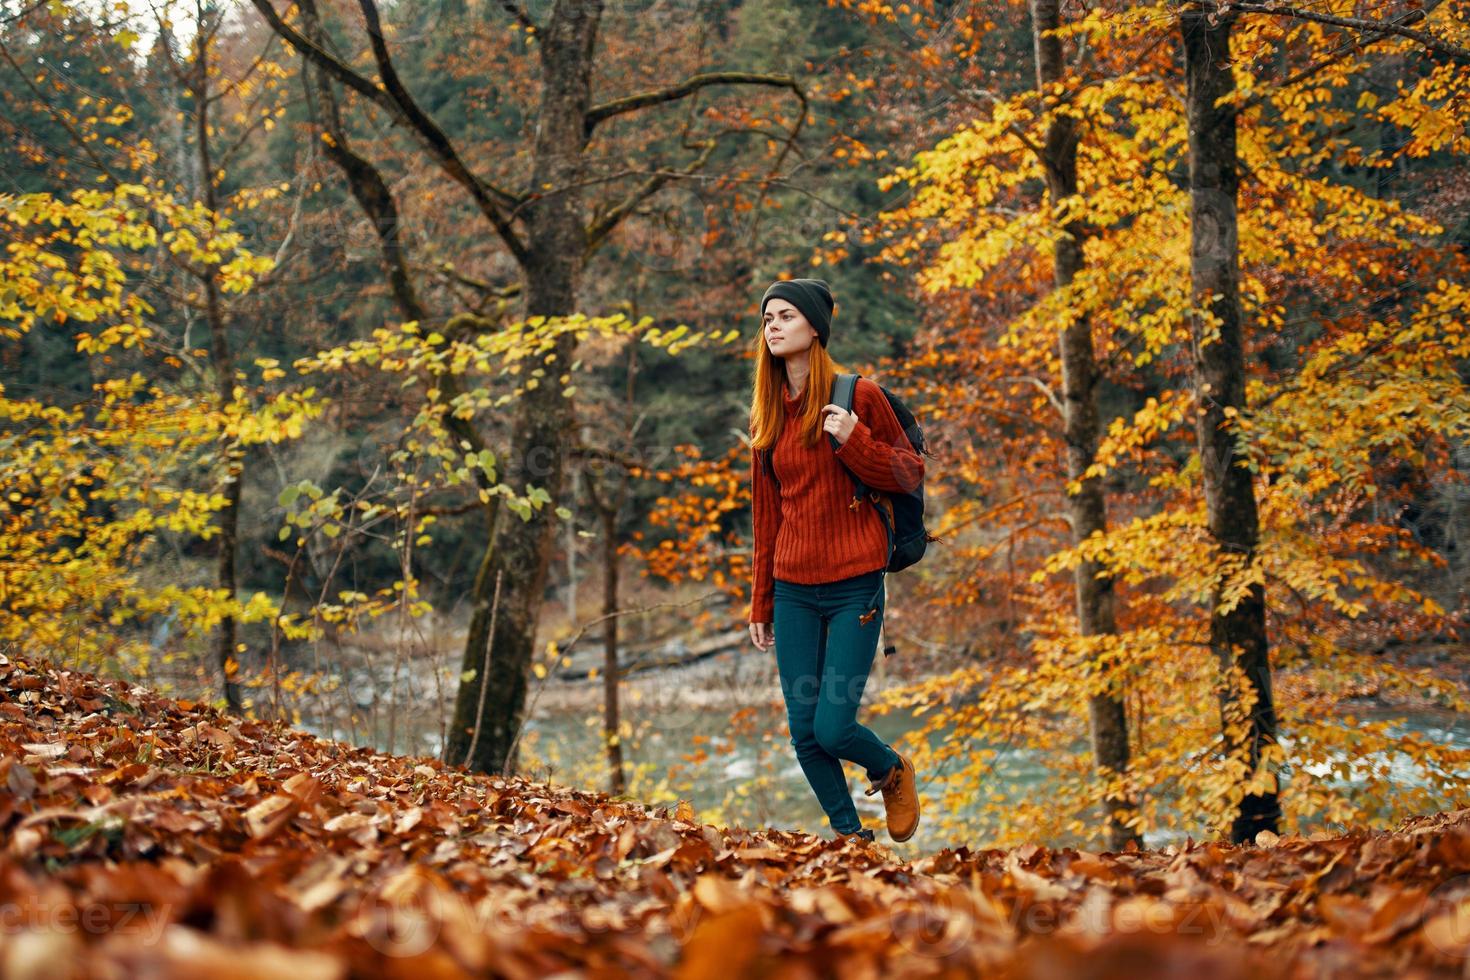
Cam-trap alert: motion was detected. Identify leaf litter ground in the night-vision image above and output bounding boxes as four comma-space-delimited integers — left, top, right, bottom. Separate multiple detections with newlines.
2, 653, 1469, 978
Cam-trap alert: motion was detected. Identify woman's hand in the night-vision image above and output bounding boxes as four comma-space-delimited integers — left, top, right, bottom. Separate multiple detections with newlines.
821, 404, 859, 445
749, 621, 774, 651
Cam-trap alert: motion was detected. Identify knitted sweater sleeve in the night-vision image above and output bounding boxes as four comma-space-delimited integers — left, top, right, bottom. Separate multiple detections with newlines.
748, 446, 780, 624
832, 378, 925, 493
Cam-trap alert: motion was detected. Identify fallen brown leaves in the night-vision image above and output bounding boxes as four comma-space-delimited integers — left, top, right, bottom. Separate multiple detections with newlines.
2, 653, 1469, 979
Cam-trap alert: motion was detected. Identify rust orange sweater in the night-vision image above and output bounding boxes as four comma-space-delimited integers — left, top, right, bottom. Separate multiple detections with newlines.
747, 376, 925, 624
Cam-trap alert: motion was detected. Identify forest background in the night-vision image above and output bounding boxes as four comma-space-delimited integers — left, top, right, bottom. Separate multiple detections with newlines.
2, 0, 1468, 856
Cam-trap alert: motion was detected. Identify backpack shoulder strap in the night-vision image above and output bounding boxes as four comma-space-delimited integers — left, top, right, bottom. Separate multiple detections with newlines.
828, 373, 858, 452
829, 373, 870, 507
831, 373, 896, 592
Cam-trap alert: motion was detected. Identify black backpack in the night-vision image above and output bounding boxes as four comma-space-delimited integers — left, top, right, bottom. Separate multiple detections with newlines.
759, 372, 939, 575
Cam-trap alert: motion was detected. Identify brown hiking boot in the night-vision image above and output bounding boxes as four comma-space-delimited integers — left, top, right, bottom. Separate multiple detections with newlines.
865, 752, 919, 842
834, 827, 876, 844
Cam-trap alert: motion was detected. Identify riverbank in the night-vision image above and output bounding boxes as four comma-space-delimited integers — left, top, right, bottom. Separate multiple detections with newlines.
528, 625, 1469, 722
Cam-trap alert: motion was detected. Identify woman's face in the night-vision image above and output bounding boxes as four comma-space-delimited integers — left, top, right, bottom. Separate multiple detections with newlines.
762, 298, 816, 357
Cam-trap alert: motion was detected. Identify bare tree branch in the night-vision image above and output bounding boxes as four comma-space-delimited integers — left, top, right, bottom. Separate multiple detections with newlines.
352, 0, 526, 215
566, 69, 809, 259
498, 0, 537, 33
584, 136, 720, 255
247, 0, 532, 266
258, 145, 313, 281
1230, 1, 1470, 63
584, 70, 805, 135
247, 0, 393, 105
958, 85, 1048, 161
294, 0, 498, 499
0, 34, 121, 184
421, 261, 522, 317
0, 0, 49, 26
1000, 374, 1066, 419
1236, 6, 1430, 114
430, 262, 523, 299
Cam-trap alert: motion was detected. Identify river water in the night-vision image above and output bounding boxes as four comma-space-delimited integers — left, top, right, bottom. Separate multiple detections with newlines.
507, 649, 1470, 853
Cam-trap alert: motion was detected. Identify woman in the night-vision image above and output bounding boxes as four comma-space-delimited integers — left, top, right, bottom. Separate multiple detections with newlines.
746, 277, 924, 844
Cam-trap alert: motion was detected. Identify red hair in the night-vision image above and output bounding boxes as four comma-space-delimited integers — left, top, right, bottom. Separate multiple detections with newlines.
749, 330, 849, 452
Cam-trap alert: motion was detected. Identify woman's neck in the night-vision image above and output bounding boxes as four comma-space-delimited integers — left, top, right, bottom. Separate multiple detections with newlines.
783, 351, 811, 398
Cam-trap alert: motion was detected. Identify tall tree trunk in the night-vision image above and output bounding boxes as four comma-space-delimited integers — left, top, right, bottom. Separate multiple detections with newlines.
1181, 2, 1282, 843
297, 1, 514, 760
1030, 0, 1139, 851
446, 0, 603, 774
260, 0, 792, 777
566, 464, 579, 623
294, 0, 600, 775
600, 500, 626, 795
195, 23, 244, 713
585, 336, 637, 795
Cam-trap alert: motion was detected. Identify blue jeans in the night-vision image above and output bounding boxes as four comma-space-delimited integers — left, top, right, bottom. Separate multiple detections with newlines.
773, 567, 902, 835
